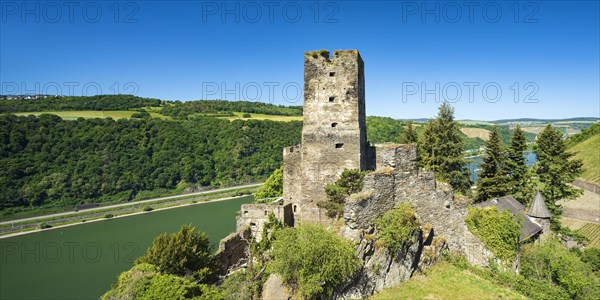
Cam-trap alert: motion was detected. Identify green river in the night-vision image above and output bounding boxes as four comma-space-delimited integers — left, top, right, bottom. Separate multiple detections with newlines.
0, 196, 252, 300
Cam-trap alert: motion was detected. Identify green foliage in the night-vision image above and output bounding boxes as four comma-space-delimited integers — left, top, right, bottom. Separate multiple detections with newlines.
419, 102, 471, 193
365, 116, 405, 143
242, 113, 251, 118
254, 167, 283, 203
567, 123, 600, 146
506, 125, 535, 204
399, 120, 418, 144
135, 225, 220, 283
219, 270, 257, 300
268, 224, 359, 299
38, 222, 51, 229
520, 238, 600, 299
0, 114, 301, 214
104, 213, 114, 218
159, 100, 302, 119
0, 95, 161, 113
319, 169, 366, 218
374, 203, 420, 252
475, 126, 510, 202
131, 111, 151, 119
143, 206, 153, 212
465, 207, 520, 261
580, 248, 600, 275
534, 124, 584, 229
101, 263, 221, 300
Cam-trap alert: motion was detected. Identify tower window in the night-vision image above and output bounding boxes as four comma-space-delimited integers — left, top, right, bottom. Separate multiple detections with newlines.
329, 96, 335, 102
335, 143, 344, 149
331, 122, 338, 127
329, 72, 336, 77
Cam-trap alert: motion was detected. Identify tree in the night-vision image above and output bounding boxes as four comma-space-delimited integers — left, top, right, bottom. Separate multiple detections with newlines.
534, 125, 583, 229
268, 224, 359, 299
506, 125, 534, 204
419, 102, 471, 193
476, 126, 510, 202
399, 120, 418, 144
254, 166, 283, 203
318, 169, 366, 218
101, 263, 221, 300
135, 225, 220, 283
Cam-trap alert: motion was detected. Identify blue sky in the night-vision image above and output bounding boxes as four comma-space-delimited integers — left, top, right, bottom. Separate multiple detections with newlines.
1, 0, 599, 120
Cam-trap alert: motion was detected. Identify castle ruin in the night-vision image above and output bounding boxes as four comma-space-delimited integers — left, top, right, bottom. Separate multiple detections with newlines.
218, 49, 492, 297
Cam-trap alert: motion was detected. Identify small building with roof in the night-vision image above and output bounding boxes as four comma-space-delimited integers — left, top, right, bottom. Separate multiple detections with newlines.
474, 195, 546, 242
527, 191, 552, 234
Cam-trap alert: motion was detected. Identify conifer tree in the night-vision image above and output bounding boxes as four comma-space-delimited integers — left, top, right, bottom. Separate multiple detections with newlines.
399, 120, 418, 144
534, 125, 583, 229
419, 102, 471, 193
476, 126, 510, 202
506, 125, 534, 204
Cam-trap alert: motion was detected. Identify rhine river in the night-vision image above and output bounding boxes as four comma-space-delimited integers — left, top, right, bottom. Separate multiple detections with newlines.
0, 196, 253, 300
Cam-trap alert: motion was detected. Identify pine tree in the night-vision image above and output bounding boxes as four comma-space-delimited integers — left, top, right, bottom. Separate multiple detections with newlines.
419, 102, 471, 193
534, 124, 583, 229
506, 125, 534, 204
476, 126, 510, 202
399, 120, 418, 144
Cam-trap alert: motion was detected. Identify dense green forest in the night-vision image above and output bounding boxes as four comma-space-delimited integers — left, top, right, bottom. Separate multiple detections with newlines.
0, 114, 301, 214
159, 100, 303, 119
0, 95, 162, 113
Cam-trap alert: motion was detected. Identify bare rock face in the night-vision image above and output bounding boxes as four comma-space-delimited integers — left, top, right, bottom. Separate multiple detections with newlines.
334, 226, 444, 299
261, 273, 291, 300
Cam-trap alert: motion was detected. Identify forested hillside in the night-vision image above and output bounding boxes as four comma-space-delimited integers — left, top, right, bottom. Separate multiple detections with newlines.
0, 114, 301, 215
0, 95, 161, 113
160, 100, 303, 119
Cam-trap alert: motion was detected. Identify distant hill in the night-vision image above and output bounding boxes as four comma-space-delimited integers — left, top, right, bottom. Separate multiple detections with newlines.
489, 117, 599, 124
568, 124, 600, 184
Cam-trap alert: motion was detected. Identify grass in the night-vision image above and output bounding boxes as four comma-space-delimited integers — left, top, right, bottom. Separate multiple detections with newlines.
11, 110, 169, 120
370, 261, 526, 300
570, 134, 600, 184
217, 112, 302, 122
460, 127, 491, 140
578, 223, 600, 248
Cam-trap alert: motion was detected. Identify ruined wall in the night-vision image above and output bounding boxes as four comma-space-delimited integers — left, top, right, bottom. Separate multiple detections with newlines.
284, 50, 371, 224
343, 144, 491, 274
236, 203, 293, 241
216, 227, 251, 274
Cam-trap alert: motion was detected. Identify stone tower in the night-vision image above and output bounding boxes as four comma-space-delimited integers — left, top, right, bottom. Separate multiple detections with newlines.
283, 49, 372, 224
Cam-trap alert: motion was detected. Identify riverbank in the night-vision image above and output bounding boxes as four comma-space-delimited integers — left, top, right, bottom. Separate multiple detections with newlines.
0, 184, 260, 238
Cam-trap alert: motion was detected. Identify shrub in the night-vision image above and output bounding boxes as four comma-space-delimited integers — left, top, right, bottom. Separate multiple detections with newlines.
520, 238, 600, 299
101, 263, 221, 300
254, 167, 283, 203
143, 206, 153, 212
135, 225, 221, 283
465, 206, 520, 262
318, 169, 365, 218
374, 203, 420, 252
39, 222, 52, 229
268, 224, 359, 299
104, 213, 114, 218
242, 113, 251, 118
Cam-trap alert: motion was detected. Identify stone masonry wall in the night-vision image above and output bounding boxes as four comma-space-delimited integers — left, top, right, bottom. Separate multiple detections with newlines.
284, 50, 372, 225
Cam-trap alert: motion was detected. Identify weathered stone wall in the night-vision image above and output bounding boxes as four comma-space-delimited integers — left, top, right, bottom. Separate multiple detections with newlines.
216, 227, 251, 274
343, 144, 491, 274
284, 49, 372, 225
236, 203, 293, 241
